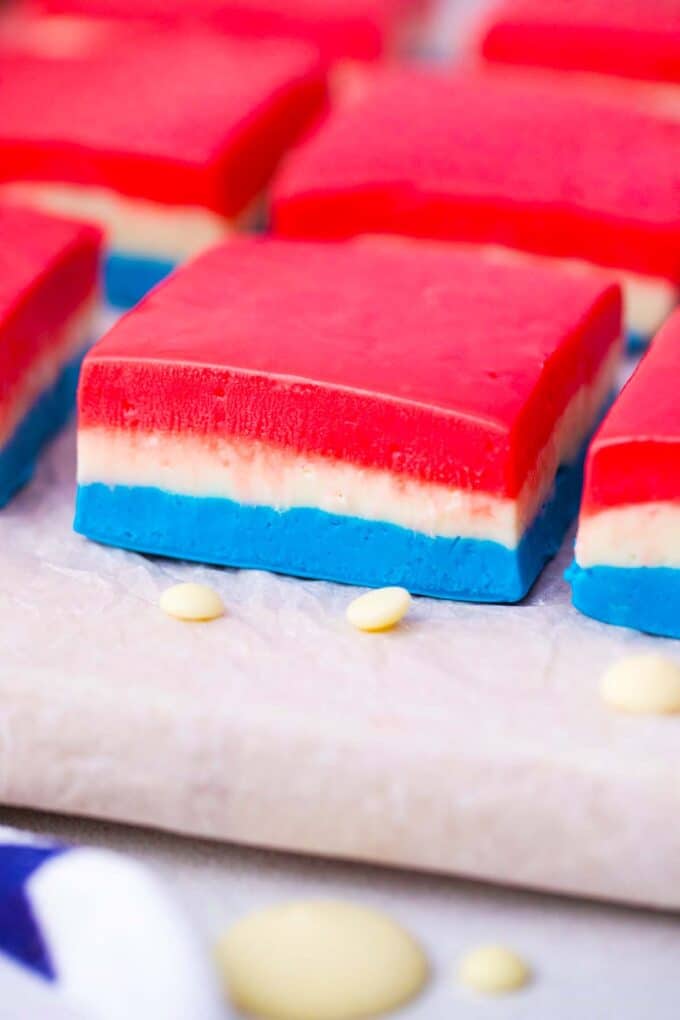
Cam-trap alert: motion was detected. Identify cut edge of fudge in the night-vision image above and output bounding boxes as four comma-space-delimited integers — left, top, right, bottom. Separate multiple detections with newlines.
570, 309, 680, 636
0, 203, 102, 504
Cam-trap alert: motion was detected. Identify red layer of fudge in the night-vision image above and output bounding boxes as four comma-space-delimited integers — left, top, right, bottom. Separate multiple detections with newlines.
580, 315, 680, 515
25, 0, 420, 62
0, 205, 100, 408
273, 70, 680, 280
0, 29, 327, 218
0, 21, 326, 306
273, 70, 680, 341
0, 203, 101, 503
478, 0, 680, 85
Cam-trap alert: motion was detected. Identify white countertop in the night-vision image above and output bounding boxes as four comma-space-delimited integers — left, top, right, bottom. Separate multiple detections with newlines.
1, 805, 676, 1019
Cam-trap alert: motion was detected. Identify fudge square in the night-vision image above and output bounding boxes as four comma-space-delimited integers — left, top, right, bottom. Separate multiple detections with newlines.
273, 70, 680, 347
0, 204, 101, 506
26, 0, 420, 63
477, 0, 680, 85
569, 309, 680, 638
75, 238, 622, 602
0, 26, 327, 308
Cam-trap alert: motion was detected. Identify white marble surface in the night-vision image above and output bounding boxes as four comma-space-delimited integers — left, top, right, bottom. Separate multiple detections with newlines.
0, 805, 676, 1019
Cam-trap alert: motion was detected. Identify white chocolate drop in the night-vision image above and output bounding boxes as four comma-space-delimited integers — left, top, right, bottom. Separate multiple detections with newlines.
159, 583, 224, 622
346, 587, 411, 632
457, 945, 530, 995
601, 655, 680, 714
216, 899, 428, 1020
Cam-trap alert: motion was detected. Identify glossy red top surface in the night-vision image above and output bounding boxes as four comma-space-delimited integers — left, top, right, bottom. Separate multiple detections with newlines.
582, 309, 680, 512
272, 70, 680, 281
79, 238, 621, 496
27, 0, 415, 61
479, 0, 680, 84
0, 28, 327, 215
0, 203, 101, 407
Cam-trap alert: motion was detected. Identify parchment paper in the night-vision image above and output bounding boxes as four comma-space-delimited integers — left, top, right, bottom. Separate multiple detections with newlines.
1, 381, 679, 911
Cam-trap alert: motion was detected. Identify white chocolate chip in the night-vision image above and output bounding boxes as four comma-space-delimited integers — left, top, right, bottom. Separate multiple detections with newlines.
346, 587, 411, 632
601, 654, 680, 714
159, 582, 224, 622
457, 945, 530, 995
216, 899, 428, 1020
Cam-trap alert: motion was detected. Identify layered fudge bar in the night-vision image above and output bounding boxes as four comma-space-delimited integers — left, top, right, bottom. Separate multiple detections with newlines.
0, 204, 100, 505
569, 310, 680, 638
273, 71, 680, 346
26, 0, 422, 63
0, 26, 327, 307
477, 0, 680, 85
75, 239, 622, 602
